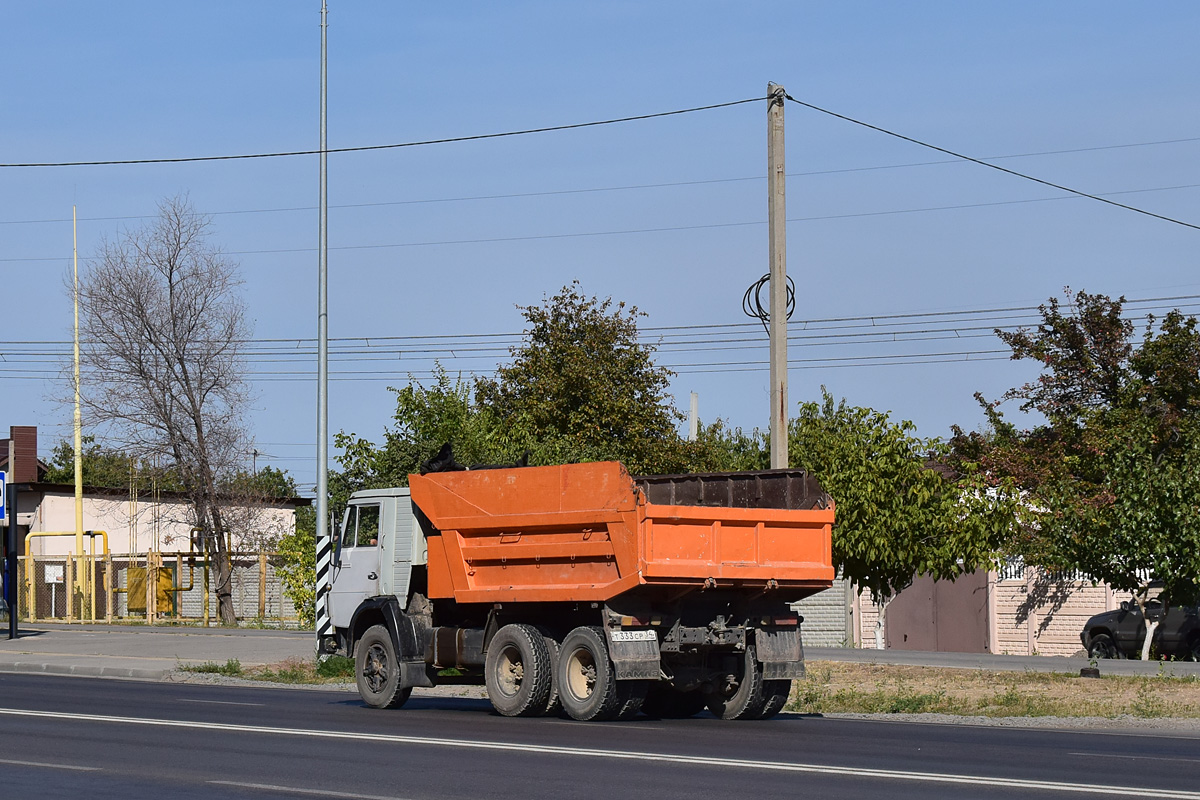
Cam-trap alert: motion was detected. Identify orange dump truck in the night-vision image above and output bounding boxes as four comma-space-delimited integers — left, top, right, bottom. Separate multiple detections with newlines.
325, 462, 834, 721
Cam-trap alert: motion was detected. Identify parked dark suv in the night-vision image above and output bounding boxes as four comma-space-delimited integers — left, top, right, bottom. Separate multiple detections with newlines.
1081, 598, 1200, 660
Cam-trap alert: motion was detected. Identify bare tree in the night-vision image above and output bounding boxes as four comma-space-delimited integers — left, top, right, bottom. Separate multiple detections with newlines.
76, 196, 251, 623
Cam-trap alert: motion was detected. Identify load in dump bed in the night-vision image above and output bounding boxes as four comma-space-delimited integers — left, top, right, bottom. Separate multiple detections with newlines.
326, 461, 834, 721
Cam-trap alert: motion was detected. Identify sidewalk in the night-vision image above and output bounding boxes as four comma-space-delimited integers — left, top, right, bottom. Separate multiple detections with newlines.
0, 624, 314, 680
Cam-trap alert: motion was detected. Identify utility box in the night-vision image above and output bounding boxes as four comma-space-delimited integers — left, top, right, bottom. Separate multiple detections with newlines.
126, 566, 176, 616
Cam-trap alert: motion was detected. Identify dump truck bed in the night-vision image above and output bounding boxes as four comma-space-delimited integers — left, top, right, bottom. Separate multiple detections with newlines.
409, 462, 835, 605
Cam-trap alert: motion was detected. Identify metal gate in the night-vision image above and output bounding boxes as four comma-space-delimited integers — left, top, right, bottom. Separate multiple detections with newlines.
886, 570, 990, 653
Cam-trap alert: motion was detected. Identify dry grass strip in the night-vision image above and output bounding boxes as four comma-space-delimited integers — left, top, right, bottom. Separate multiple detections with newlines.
790, 661, 1200, 718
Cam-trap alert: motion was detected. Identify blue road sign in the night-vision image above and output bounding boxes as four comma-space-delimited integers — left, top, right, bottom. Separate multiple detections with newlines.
0, 471, 6, 521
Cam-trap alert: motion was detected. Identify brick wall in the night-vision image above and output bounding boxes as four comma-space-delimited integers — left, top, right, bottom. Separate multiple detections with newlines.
993, 568, 1116, 656
793, 578, 849, 647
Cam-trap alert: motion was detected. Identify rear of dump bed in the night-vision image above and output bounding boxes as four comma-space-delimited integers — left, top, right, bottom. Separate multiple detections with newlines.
409, 462, 834, 605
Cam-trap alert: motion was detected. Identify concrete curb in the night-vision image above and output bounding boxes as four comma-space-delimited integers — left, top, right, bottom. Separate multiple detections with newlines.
0, 662, 171, 680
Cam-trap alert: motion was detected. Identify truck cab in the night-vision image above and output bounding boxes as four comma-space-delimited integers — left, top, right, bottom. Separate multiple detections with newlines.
329, 488, 423, 632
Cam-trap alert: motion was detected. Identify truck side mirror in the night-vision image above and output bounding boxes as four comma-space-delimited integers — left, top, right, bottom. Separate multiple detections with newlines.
332, 517, 343, 567
1120, 600, 1129, 612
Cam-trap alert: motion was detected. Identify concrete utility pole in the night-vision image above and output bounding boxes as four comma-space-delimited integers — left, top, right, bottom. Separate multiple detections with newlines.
6, 449, 15, 640
315, 0, 333, 651
73, 205, 88, 618
688, 392, 699, 442
767, 82, 789, 470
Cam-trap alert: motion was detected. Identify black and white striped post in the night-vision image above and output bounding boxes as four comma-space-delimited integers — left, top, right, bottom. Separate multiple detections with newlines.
315, 515, 333, 650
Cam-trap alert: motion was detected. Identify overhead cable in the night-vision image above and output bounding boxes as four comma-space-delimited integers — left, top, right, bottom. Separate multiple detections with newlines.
785, 95, 1200, 233
0, 98, 763, 169
6, 135, 1199, 226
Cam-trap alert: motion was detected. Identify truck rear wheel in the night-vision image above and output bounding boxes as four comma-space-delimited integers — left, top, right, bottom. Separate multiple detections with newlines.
356, 624, 413, 709
540, 632, 563, 717
557, 626, 648, 721
485, 623, 554, 717
759, 680, 791, 719
706, 645, 769, 720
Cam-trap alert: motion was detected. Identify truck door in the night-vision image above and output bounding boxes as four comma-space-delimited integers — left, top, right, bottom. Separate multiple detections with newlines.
329, 502, 383, 629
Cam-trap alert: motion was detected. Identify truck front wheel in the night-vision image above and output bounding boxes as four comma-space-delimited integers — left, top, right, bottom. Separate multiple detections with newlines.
557, 626, 648, 721
356, 624, 413, 709
485, 623, 554, 717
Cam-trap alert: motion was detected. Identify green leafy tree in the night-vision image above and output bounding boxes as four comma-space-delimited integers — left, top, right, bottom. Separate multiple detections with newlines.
222, 465, 298, 499
951, 290, 1200, 658
793, 391, 1018, 647
44, 436, 184, 490
332, 283, 691, 506
331, 367, 508, 505
686, 420, 768, 473
277, 506, 316, 629
475, 282, 686, 474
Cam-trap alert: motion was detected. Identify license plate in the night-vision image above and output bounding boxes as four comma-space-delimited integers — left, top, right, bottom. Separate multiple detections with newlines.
610, 629, 656, 642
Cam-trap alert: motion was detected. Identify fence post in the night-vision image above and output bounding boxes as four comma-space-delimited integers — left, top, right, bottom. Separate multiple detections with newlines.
202, 556, 209, 627
146, 551, 156, 626
258, 552, 267, 619
105, 552, 113, 623
24, 556, 34, 622
65, 556, 74, 623
89, 553, 97, 622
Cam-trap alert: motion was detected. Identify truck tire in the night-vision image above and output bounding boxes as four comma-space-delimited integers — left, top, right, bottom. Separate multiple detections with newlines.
540, 632, 563, 717
641, 683, 707, 719
706, 645, 769, 720
356, 624, 413, 709
759, 680, 791, 719
557, 626, 648, 721
485, 623, 554, 717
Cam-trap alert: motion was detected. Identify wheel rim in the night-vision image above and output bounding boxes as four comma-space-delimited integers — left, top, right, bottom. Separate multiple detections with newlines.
363, 643, 389, 693
495, 643, 525, 698
564, 646, 597, 701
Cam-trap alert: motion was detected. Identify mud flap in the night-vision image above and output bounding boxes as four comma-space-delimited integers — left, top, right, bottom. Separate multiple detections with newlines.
400, 660, 434, 689
603, 628, 661, 680
756, 627, 805, 680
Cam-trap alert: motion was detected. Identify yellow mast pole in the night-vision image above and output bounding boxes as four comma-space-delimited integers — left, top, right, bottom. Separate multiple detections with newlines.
73, 206, 86, 619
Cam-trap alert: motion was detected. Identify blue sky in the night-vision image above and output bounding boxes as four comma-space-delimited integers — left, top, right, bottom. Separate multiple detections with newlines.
3, 2, 1198, 492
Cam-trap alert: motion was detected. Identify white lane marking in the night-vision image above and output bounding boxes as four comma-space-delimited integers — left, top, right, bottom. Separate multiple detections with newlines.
0, 757, 100, 772
826, 715, 1200, 742
2, 707, 1200, 798
211, 780, 409, 800
179, 699, 266, 707
1070, 752, 1200, 764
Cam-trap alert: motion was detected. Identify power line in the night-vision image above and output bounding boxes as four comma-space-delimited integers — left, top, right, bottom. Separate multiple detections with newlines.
0, 97, 763, 169
7, 181, 1198, 264
3, 293, 1196, 352
786, 95, 1200, 232
6, 135, 1198, 226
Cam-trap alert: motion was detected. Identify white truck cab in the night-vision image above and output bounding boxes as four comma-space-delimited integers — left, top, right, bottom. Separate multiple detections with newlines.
329, 488, 425, 629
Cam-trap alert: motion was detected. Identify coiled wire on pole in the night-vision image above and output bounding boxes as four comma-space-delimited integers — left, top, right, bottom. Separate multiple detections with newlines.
742, 273, 795, 336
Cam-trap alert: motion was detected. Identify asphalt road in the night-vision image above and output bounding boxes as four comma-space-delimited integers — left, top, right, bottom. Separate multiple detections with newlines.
1, 673, 1198, 799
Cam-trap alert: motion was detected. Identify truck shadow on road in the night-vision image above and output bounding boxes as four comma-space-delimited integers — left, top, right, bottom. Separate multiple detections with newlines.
330, 696, 495, 714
